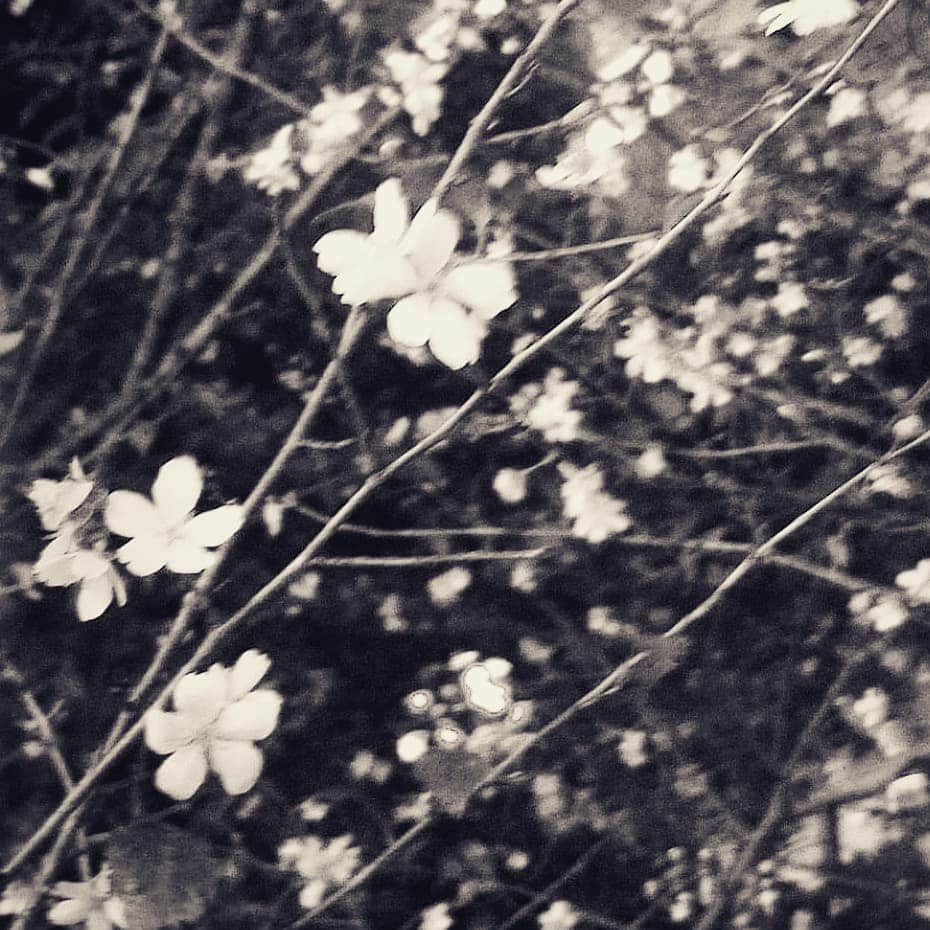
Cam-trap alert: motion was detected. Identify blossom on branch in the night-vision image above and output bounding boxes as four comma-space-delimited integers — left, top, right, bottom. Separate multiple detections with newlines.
144, 650, 282, 799
105, 456, 243, 576
48, 869, 126, 930
278, 834, 362, 909
759, 0, 858, 36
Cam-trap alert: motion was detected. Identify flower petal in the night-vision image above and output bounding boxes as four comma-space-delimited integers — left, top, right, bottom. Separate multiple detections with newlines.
173, 663, 228, 717
116, 537, 168, 577
372, 178, 410, 243
76, 574, 114, 622
313, 230, 370, 276
227, 649, 271, 700
428, 298, 484, 370
208, 739, 263, 795
35, 536, 78, 587
104, 491, 162, 538
152, 456, 203, 526
164, 540, 215, 574
48, 898, 89, 926
440, 262, 518, 319
154, 743, 208, 800
387, 293, 433, 347
144, 708, 201, 754
213, 689, 282, 741
182, 505, 243, 548
403, 199, 460, 281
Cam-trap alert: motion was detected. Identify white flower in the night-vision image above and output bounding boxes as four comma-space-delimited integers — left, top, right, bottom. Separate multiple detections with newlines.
618, 729, 649, 767
48, 869, 126, 930
837, 802, 898, 863
887, 772, 929, 812
384, 49, 447, 135
897, 559, 930, 604
493, 468, 527, 503
770, 280, 808, 318
315, 179, 517, 368
759, 0, 858, 36
559, 463, 631, 543
105, 456, 243, 576
34, 526, 127, 622
827, 86, 866, 127
850, 687, 888, 731
299, 87, 370, 174
668, 145, 709, 193
279, 834, 362, 909
0, 881, 32, 917
473, 0, 505, 18
144, 650, 282, 799
244, 125, 300, 196
635, 445, 667, 479
510, 369, 582, 443
460, 659, 512, 717
397, 729, 431, 763
28, 458, 92, 531
864, 294, 907, 339
538, 900, 578, 930
428, 566, 472, 605
842, 335, 882, 369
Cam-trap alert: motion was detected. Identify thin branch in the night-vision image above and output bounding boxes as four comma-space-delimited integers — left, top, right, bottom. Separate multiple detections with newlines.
481, 233, 659, 262
130, 0, 315, 117
306, 548, 550, 568
431, 0, 582, 202
0, 27, 170, 448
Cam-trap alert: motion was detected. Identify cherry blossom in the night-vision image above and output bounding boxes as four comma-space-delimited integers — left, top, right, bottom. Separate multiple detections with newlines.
278, 834, 362, 909
105, 456, 243, 576
33, 527, 127, 622
144, 650, 282, 800
759, 0, 858, 36
314, 178, 517, 368
48, 869, 126, 930
28, 458, 92, 531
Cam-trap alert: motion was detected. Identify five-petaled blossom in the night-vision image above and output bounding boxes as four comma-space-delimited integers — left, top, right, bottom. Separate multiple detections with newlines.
105, 456, 243, 576
28, 457, 93, 532
313, 178, 518, 369
278, 834, 362, 909
47, 868, 127, 930
144, 650, 282, 800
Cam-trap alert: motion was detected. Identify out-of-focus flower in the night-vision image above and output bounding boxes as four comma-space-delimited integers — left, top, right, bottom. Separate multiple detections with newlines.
897, 559, 930, 604
420, 902, 454, 930
618, 729, 649, 767
587, 605, 622, 637
427, 567, 472, 606
0, 880, 33, 917
886, 772, 929, 812
460, 659, 512, 717
28, 458, 93, 531
384, 49, 447, 135
837, 802, 899, 863
668, 145, 709, 193
770, 280, 808, 318
105, 456, 243, 576
538, 900, 578, 930
865, 463, 912, 499
300, 798, 330, 822
848, 589, 909, 632
827, 85, 867, 127
850, 687, 888, 731
34, 528, 127, 622
864, 294, 908, 339
536, 119, 631, 197
493, 467, 528, 503
144, 650, 282, 799
842, 334, 882, 369
759, 0, 858, 36
279, 834, 361, 909
473, 0, 505, 18
635, 444, 667, 479
893, 414, 924, 442
559, 463, 631, 543
48, 869, 126, 930
244, 125, 300, 196
397, 729, 431, 763
349, 750, 391, 783
510, 369, 582, 443
300, 87, 371, 174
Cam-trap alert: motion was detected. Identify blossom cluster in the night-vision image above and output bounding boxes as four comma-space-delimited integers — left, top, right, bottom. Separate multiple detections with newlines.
29, 457, 242, 621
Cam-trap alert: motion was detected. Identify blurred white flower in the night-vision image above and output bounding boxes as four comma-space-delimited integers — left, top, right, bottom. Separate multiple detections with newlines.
559, 463, 631, 543
279, 834, 361, 909
850, 687, 888, 731
144, 650, 282, 799
510, 369, 582, 443
28, 458, 92, 531
460, 659, 512, 717
827, 85, 867, 127
473, 0, 505, 18
864, 294, 907, 339
299, 87, 371, 174
34, 528, 127, 622
837, 802, 898, 863
759, 0, 858, 36
618, 729, 649, 767
865, 463, 912, 499
349, 750, 391, 783
493, 467, 528, 503
397, 729, 431, 763
770, 280, 808, 318
244, 125, 300, 196
668, 145, 709, 193
886, 772, 929, 812
420, 902, 454, 930
105, 456, 243, 576
842, 335, 882, 369
893, 414, 924, 442
428, 567, 472, 605
538, 900, 578, 930
897, 558, 930, 604
384, 49, 447, 135
635, 444, 667, 479
0, 881, 32, 917
48, 869, 126, 930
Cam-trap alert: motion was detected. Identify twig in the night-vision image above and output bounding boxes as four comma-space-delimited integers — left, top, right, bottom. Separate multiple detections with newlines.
306, 548, 550, 568
431, 0, 582, 202
483, 233, 659, 262
0, 27, 170, 449
130, 0, 315, 117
